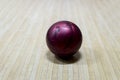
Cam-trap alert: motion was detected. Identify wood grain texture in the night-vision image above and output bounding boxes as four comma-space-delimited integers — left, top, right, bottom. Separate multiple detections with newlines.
0, 0, 120, 80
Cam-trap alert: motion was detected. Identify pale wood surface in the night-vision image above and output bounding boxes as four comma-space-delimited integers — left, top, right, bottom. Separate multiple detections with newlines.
0, 0, 120, 80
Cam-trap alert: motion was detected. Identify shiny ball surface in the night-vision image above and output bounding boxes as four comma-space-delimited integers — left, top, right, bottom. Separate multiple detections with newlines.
46, 21, 82, 58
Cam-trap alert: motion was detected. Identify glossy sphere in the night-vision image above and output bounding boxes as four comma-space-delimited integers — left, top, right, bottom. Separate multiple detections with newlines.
46, 21, 82, 58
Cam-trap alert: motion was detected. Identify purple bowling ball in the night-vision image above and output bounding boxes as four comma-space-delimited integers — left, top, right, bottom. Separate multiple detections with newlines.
46, 21, 82, 59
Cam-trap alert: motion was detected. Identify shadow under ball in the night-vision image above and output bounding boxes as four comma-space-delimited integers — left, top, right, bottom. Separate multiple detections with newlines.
46, 21, 82, 59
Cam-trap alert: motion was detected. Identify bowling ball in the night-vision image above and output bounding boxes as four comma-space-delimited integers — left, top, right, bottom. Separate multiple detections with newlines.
46, 21, 82, 59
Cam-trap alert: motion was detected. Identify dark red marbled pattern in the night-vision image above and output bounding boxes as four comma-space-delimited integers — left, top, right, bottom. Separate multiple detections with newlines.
46, 21, 82, 58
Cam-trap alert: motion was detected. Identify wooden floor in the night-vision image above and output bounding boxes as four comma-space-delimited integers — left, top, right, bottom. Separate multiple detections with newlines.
0, 0, 120, 80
